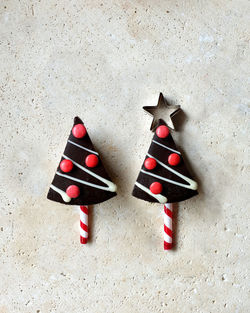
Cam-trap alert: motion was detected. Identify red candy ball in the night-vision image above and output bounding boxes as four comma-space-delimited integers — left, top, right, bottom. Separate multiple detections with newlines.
66, 185, 80, 198
72, 124, 86, 138
144, 157, 157, 170
150, 182, 163, 194
156, 125, 169, 138
85, 154, 99, 168
60, 159, 73, 172
168, 153, 181, 166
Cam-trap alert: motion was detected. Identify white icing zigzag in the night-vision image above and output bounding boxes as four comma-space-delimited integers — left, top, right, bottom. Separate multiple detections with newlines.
68, 140, 99, 155
135, 139, 197, 203
58, 154, 117, 192
51, 140, 116, 202
50, 184, 71, 202
144, 153, 197, 190
135, 182, 167, 204
152, 140, 181, 154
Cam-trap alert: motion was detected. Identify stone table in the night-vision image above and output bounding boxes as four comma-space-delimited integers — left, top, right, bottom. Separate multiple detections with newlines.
0, 1, 249, 312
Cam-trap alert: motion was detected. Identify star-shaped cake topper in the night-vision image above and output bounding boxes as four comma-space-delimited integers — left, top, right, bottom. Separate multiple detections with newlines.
143, 92, 181, 131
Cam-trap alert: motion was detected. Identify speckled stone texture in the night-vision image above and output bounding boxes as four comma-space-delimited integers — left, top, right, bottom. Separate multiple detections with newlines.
0, 1, 249, 312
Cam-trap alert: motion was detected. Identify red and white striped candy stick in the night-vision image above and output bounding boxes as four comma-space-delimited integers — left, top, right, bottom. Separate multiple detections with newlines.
164, 203, 173, 250
80, 205, 88, 244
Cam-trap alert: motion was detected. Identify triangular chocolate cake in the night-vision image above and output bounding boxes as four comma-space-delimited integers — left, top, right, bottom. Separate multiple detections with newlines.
47, 117, 117, 205
132, 120, 198, 204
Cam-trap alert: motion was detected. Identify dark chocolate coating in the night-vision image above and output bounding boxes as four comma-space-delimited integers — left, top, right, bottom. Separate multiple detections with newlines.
132, 120, 198, 203
47, 117, 117, 205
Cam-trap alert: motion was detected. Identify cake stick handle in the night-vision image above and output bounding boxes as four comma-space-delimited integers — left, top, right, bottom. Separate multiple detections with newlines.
80, 205, 88, 244
164, 203, 173, 250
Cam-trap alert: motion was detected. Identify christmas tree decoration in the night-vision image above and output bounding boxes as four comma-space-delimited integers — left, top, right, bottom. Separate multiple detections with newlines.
143, 92, 181, 131
132, 94, 198, 250
47, 116, 117, 244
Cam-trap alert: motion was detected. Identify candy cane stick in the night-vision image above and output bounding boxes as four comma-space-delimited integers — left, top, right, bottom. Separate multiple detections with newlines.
164, 203, 173, 250
80, 205, 88, 244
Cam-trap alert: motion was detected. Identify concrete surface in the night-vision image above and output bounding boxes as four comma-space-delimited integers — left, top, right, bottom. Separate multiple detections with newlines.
0, 1, 249, 312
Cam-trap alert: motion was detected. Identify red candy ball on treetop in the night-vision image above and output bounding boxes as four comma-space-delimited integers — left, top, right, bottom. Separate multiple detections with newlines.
60, 159, 73, 172
85, 154, 99, 168
168, 153, 181, 166
66, 185, 80, 198
144, 158, 157, 170
72, 124, 86, 138
150, 182, 163, 194
156, 125, 169, 138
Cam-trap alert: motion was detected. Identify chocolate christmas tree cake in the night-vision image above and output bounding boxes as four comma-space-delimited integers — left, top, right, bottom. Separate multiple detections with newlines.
47, 116, 117, 206
132, 120, 198, 204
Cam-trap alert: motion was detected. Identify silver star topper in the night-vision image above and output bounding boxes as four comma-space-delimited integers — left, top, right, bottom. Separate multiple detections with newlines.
143, 92, 181, 131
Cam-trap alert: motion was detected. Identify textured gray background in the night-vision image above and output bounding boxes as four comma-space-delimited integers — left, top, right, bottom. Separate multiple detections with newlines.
0, 1, 249, 312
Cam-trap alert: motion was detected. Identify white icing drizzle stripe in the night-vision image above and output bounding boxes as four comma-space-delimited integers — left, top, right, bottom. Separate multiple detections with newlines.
135, 182, 167, 204
56, 171, 115, 192
152, 140, 181, 155
68, 140, 98, 155
146, 153, 198, 190
50, 184, 71, 203
62, 154, 117, 192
